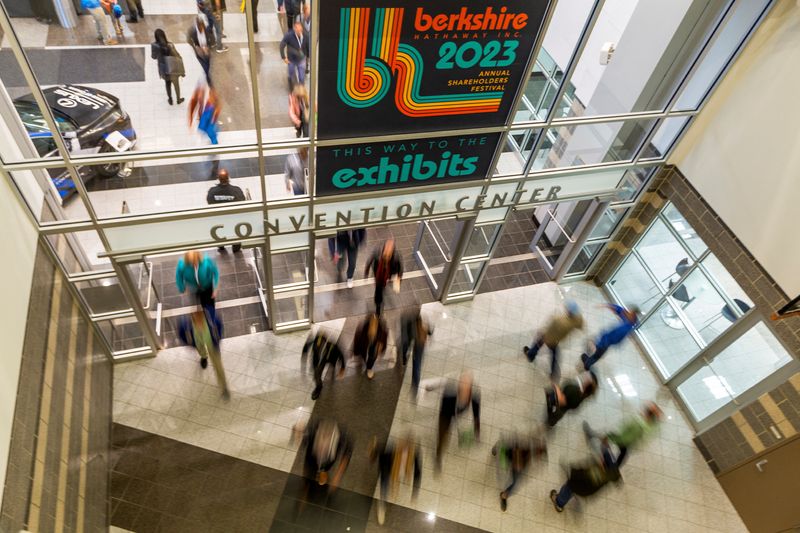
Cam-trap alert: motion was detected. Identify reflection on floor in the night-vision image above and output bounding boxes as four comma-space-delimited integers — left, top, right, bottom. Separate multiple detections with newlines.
113, 281, 747, 533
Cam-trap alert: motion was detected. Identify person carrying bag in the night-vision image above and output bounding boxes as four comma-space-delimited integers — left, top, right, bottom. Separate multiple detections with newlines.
151, 29, 186, 105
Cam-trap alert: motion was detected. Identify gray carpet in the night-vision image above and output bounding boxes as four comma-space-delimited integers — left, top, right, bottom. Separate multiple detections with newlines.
0, 47, 146, 87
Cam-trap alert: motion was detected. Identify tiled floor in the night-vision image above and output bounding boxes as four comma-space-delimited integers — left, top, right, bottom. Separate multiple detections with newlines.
113, 281, 747, 532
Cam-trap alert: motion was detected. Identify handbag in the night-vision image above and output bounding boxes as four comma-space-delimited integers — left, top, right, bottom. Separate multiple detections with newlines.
164, 45, 185, 77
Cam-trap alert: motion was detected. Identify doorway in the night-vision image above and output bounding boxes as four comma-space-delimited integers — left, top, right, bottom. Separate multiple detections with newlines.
115, 243, 269, 350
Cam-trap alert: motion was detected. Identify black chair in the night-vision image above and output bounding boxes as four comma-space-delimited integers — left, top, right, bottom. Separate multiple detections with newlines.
701, 298, 751, 333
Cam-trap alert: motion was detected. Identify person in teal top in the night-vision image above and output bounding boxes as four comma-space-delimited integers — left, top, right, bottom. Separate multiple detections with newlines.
175, 251, 219, 308
583, 402, 662, 466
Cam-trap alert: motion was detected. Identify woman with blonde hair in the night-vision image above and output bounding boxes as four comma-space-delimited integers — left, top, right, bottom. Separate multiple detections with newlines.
288, 83, 309, 137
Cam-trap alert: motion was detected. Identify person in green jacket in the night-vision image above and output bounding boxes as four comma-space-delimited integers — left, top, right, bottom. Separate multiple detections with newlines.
175, 250, 220, 308
582, 402, 662, 466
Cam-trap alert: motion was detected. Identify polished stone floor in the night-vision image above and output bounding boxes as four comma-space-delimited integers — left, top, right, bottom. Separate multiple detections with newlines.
112, 281, 747, 532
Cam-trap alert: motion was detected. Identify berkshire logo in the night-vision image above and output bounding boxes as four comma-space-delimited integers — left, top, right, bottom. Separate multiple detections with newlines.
337, 6, 510, 117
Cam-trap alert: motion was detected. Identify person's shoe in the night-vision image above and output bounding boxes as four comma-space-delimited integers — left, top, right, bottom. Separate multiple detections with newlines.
168, 97, 173, 105
550, 490, 563, 512
582, 420, 593, 439
311, 388, 321, 400
500, 493, 507, 512
491, 445, 497, 456
200, 357, 208, 369
106, 38, 118, 45
216, 46, 229, 53
222, 389, 231, 400
177, 97, 185, 104
366, 369, 374, 380
377, 500, 386, 525
346, 278, 353, 289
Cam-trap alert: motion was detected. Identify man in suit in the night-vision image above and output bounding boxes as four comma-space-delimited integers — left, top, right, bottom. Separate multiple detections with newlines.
279, 18, 310, 87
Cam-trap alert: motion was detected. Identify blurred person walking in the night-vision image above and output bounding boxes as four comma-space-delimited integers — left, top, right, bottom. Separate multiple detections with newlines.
364, 239, 403, 314
302, 330, 346, 400
197, 0, 227, 52
550, 441, 622, 512
492, 433, 547, 511
124, 0, 143, 22
545, 370, 598, 428
328, 229, 366, 287
280, 17, 309, 86
581, 304, 640, 370
207, 169, 245, 253
294, 418, 352, 492
151, 29, 186, 105
187, 14, 214, 84
398, 306, 433, 397
189, 84, 222, 176
284, 147, 308, 194
583, 402, 662, 466
524, 301, 584, 381
284, 0, 303, 33
288, 83, 309, 138
81, 0, 116, 44
177, 306, 230, 398
369, 436, 422, 525
353, 313, 388, 380
175, 250, 219, 309
436, 371, 480, 470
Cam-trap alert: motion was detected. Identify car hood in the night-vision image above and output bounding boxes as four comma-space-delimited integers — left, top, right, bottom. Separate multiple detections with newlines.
15, 85, 119, 126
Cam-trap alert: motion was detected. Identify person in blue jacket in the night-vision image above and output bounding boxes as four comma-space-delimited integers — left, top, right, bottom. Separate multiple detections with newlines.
581, 304, 640, 370
175, 250, 219, 308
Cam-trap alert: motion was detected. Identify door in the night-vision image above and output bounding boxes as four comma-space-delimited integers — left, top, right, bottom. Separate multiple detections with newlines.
530, 199, 602, 280
717, 434, 800, 533
413, 217, 473, 301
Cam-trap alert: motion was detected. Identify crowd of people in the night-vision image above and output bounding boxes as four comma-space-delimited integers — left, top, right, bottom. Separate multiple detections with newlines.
169, 233, 660, 524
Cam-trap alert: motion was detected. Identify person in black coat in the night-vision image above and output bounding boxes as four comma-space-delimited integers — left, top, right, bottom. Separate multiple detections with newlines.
550, 441, 622, 512
398, 306, 433, 397
364, 239, 403, 314
353, 313, 387, 380
279, 18, 309, 86
302, 331, 346, 400
436, 371, 480, 470
187, 14, 214, 84
327, 229, 366, 286
544, 370, 598, 428
151, 29, 184, 105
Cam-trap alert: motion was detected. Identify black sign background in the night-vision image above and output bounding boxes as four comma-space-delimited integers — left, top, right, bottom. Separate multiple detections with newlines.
316, 133, 501, 196
317, 0, 549, 139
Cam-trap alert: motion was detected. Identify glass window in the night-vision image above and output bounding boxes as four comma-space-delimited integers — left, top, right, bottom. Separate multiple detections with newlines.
674, 0, 772, 111
702, 254, 753, 308
464, 224, 502, 258
46, 231, 111, 275
449, 260, 488, 295
635, 218, 693, 290
608, 254, 661, 315
532, 119, 655, 170
79, 151, 262, 219
8, 167, 92, 224
589, 207, 626, 240
679, 322, 793, 421
566, 242, 604, 276
612, 167, 653, 203
499, 129, 539, 176
639, 116, 690, 160
557, 0, 726, 118
674, 268, 734, 345
514, 0, 596, 122
637, 299, 702, 378
662, 203, 707, 257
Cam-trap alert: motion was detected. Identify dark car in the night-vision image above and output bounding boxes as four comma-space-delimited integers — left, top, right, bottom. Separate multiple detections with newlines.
14, 84, 137, 199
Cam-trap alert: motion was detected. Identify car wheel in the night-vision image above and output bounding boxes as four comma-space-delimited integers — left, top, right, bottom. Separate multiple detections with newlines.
95, 161, 123, 178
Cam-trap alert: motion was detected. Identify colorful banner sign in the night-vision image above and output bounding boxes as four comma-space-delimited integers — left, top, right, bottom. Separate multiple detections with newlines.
315, 133, 501, 196
317, 0, 550, 139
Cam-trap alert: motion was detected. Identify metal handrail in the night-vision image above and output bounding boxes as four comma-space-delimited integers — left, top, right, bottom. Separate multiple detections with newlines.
544, 208, 577, 244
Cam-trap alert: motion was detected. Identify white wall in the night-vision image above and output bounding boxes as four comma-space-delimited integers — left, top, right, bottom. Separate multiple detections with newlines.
0, 174, 39, 504
670, 1, 800, 297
